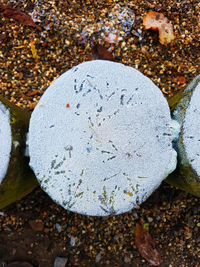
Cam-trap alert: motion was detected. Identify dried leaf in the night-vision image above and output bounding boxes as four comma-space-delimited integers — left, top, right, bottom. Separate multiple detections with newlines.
30, 41, 39, 60
13, 45, 25, 49
92, 44, 113, 61
143, 11, 175, 45
0, 4, 41, 31
27, 90, 40, 97
135, 223, 162, 266
22, 94, 32, 100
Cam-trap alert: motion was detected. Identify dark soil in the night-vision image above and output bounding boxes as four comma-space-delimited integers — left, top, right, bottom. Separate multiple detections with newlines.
1, 183, 200, 267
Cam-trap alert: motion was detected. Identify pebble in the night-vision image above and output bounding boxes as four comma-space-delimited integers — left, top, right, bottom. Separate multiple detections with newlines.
54, 257, 68, 267
185, 232, 192, 239
156, 216, 161, 221
147, 217, 153, 223
95, 253, 102, 263
124, 255, 131, 263
55, 223, 62, 233
70, 236, 76, 247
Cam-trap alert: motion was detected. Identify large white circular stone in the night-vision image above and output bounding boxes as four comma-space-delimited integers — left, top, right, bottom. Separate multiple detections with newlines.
183, 81, 200, 175
29, 60, 176, 216
0, 102, 12, 183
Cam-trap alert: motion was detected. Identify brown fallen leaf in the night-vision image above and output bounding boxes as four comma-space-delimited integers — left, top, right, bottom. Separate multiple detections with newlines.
135, 223, 162, 266
143, 10, 175, 45
0, 4, 41, 31
92, 44, 113, 61
22, 94, 32, 100
27, 90, 40, 97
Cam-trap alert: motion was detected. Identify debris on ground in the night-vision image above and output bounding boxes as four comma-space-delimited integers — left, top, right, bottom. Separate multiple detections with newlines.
92, 44, 113, 60
77, 4, 135, 44
143, 10, 175, 45
0, 4, 41, 30
54, 257, 68, 267
135, 223, 162, 266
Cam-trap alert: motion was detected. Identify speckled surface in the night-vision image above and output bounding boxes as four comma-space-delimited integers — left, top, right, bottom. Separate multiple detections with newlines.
0, 102, 11, 183
29, 60, 176, 216
183, 81, 200, 176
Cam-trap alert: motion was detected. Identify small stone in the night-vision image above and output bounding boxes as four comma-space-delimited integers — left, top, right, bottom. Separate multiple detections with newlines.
95, 253, 101, 263
65, 40, 70, 46
28, 220, 44, 231
70, 236, 76, 246
132, 209, 138, 218
54, 257, 68, 267
124, 255, 131, 263
185, 232, 192, 239
156, 216, 161, 221
147, 217, 153, 223
55, 223, 62, 233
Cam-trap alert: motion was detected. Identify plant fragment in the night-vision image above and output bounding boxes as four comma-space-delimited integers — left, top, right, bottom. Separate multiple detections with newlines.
0, 4, 41, 31
30, 41, 39, 60
135, 223, 162, 266
143, 11, 175, 45
92, 44, 113, 61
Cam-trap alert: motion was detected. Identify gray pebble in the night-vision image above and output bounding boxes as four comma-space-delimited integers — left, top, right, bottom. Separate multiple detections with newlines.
54, 257, 68, 267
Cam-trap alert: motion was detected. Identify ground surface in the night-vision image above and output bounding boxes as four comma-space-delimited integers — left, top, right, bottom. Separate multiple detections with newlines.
0, 0, 200, 266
